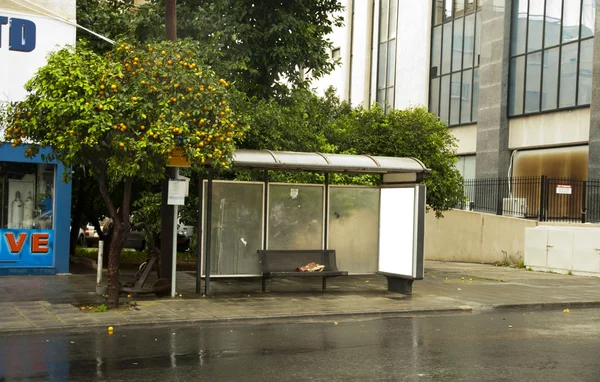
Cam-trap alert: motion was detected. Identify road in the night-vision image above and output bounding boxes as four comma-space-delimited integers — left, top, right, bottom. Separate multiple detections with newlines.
1, 309, 600, 381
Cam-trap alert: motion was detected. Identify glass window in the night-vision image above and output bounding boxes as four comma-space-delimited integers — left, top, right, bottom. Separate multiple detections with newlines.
562, 1, 581, 43
378, 42, 387, 89
429, 0, 481, 126
430, 77, 440, 116
389, 0, 397, 40
559, 42, 578, 107
463, 14, 475, 69
578, 39, 593, 105
387, 40, 396, 87
511, 0, 528, 56
440, 75, 451, 122
466, 0, 475, 14
581, 0, 595, 39
542, 47, 560, 110
452, 18, 464, 72
475, 12, 481, 65
472, 68, 479, 122
477, 0, 482, 9
544, 0, 562, 48
1, 163, 55, 230
461, 69, 473, 124
442, 22, 453, 74
434, 0, 444, 25
509, 56, 525, 116
525, 52, 542, 113
455, 0, 465, 18
450, 72, 461, 125
376, 0, 397, 110
527, 0, 544, 52
386, 88, 395, 109
431, 26, 442, 72
379, 0, 389, 42
377, 89, 385, 104
444, 0, 453, 20
510, 0, 595, 116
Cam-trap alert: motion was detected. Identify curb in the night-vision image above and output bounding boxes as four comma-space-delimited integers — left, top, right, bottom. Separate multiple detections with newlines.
0, 306, 473, 335
492, 301, 600, 311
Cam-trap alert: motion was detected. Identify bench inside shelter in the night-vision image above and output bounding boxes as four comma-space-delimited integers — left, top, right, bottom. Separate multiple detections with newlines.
258, 249, 348, 292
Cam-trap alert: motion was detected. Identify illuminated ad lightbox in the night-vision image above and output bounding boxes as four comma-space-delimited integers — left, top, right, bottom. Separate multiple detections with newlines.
378, 185, 425, 279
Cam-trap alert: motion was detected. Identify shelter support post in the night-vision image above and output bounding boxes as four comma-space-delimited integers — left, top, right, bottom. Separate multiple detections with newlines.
204, 168, 213, 296
324, 173, 329, 250
196, 172, 204, 294
263, 170, 268, 250
384, 276, 413, 295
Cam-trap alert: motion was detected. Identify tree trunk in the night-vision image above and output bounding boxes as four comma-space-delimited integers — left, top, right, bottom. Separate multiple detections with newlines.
106, 222, 127, 309
93, 172, 133, 309
165, 0, 177, 41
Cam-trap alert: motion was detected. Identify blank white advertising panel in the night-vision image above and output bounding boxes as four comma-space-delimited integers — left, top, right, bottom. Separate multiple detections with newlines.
378, 187, 415, 277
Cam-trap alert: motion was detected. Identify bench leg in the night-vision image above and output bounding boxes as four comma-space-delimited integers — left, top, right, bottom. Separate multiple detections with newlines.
262, 278, 267, 292
322, 277, 326, 291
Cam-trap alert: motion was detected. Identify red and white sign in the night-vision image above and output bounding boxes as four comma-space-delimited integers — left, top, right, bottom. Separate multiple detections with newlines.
556, 185, 572, 195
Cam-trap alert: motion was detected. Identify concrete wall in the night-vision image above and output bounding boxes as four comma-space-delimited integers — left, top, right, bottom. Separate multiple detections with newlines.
452, 124, 477, 155
425, 209, 537, 264
509, 108, 590, 149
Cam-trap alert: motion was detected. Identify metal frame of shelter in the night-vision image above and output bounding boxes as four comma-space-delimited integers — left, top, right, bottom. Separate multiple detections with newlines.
192, 149, 431, 296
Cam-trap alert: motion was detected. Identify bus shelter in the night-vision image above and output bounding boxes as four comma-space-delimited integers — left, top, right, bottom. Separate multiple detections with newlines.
189, 150, 430, 296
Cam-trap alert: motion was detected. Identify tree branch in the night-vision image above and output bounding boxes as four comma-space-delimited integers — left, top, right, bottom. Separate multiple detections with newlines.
94, 169, 118, 224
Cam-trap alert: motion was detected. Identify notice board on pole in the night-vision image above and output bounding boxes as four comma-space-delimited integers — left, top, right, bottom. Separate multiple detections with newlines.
168, 178, 187, 205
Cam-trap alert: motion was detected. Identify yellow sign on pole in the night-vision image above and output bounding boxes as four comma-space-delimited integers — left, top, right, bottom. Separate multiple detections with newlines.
167, 147, 191, 167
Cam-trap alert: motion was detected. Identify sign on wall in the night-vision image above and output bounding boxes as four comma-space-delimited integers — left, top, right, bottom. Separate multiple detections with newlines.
0, 229, 54, 267
0, 9, 76, 103
556, 184, 572, 195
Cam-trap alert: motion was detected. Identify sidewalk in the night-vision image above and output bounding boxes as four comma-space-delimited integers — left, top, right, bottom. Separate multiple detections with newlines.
2, 260, 600, 333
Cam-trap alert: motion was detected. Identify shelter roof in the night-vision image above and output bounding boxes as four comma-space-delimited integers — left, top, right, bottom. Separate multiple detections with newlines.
232, 150, 430, 174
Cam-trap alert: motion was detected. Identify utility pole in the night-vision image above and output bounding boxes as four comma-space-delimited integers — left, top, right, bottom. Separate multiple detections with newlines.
160, 0, 177, 279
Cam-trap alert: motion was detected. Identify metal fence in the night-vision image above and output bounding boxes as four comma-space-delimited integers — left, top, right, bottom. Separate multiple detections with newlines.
457, 176, 600, 223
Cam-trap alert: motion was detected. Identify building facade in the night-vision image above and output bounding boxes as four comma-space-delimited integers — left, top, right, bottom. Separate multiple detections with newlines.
0, 0, 75, 274
314, 0, 598, 182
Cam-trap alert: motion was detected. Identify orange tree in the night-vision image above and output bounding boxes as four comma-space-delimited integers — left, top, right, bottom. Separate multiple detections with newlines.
1, 39, 246, 308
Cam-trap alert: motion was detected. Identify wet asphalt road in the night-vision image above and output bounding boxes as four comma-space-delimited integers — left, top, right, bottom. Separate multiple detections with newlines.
1, 309, 600, 381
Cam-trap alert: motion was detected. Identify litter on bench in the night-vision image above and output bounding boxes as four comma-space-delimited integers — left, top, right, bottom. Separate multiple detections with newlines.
296, 262, 325, 272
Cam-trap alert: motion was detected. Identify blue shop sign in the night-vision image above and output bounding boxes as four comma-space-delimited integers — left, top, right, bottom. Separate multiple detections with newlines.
0, 229, 54, 267
0, 15, 36, 52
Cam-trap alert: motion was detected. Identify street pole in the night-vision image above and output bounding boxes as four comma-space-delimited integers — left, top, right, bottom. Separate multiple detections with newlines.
171, 168, 179, 297
160, 0, 178, 282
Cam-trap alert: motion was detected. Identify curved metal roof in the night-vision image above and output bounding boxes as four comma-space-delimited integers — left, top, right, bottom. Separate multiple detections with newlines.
232, 150, 430, 174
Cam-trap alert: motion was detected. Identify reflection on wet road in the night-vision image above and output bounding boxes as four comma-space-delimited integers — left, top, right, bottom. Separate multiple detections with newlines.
2, 309, 600, 381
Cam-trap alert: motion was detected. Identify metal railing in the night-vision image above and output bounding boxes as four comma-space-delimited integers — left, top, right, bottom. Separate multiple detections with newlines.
457, 176, 600, 223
